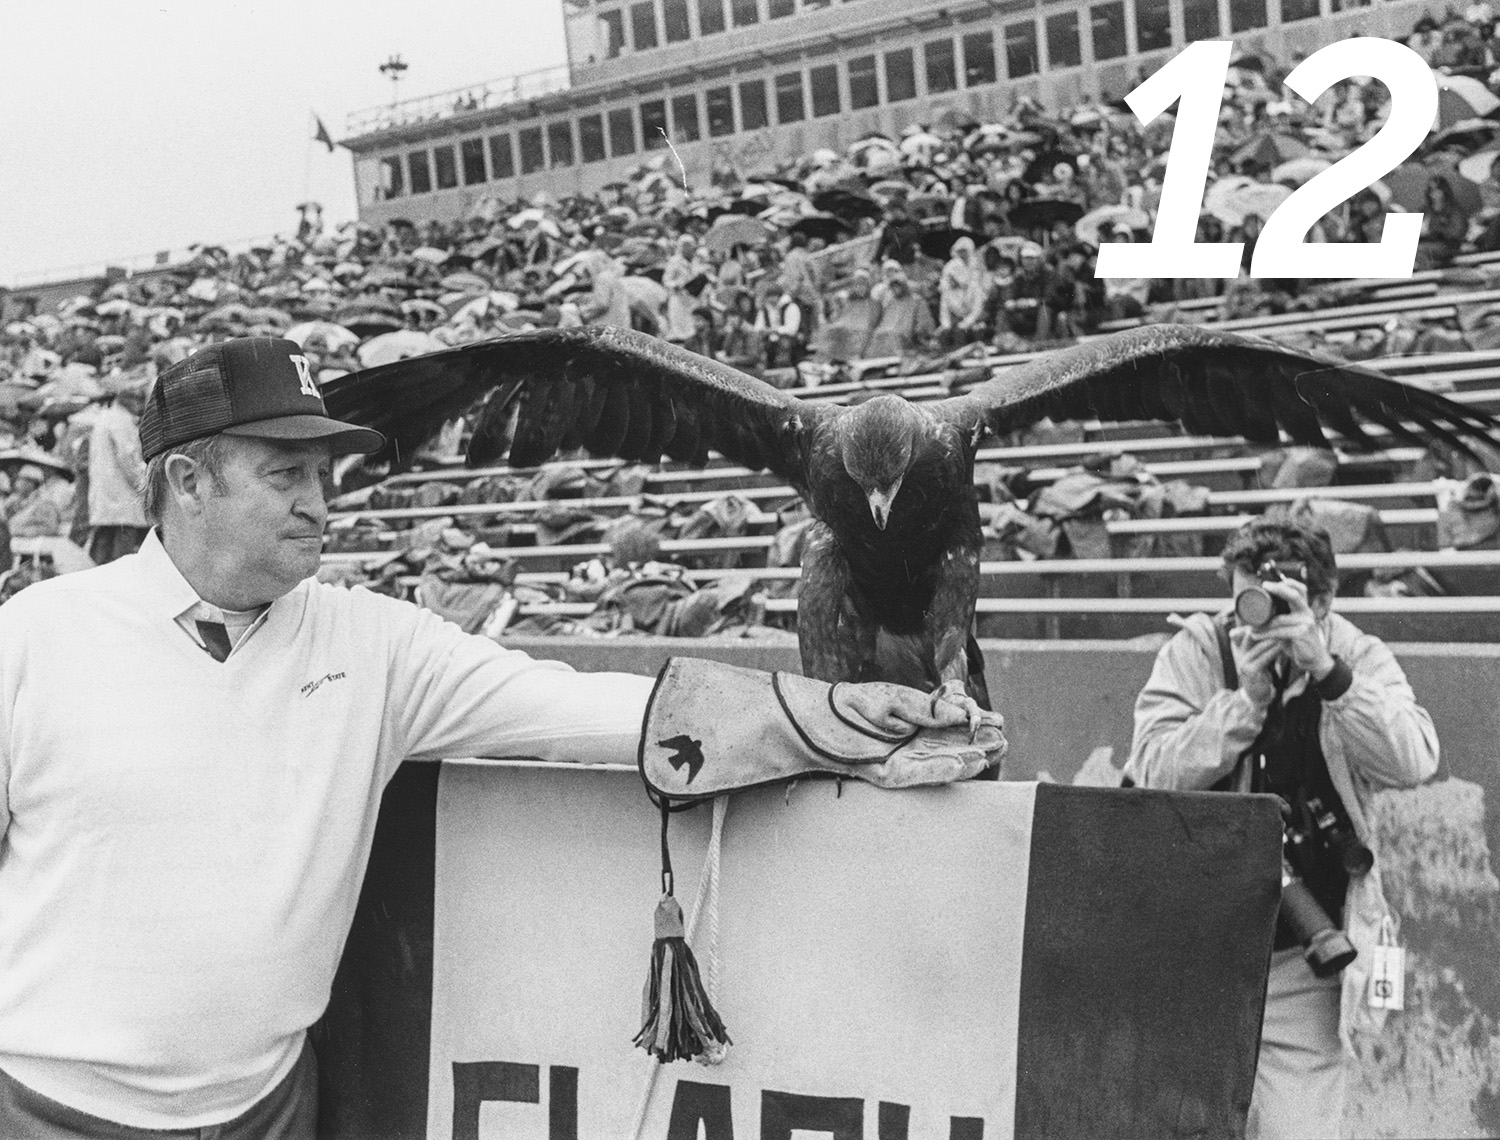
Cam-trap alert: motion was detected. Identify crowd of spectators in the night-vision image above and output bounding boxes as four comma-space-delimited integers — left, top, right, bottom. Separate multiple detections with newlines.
4, 10, 1500, 621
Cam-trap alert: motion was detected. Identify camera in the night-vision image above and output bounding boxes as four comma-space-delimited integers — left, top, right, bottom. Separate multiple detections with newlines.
1307, 795, 1374, 876
1280, 857, 1359, 977
1234, 560, 1308, 628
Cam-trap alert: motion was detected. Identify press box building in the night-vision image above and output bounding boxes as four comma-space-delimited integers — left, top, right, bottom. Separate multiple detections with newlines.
347, 0, 1427, 225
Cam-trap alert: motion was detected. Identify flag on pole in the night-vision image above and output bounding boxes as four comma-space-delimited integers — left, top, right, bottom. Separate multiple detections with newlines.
315, 765, 1280, 1140
313, 115, 337, 152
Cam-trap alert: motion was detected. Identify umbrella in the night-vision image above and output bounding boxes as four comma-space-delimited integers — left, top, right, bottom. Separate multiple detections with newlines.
1270, 157, 1333, 187
410, 246, 450, 266
356, 330, 445, 368
703, 214, 770, 254
1459, 148, 1500, 184
869, 180, 911, 202
848, 136, 900, 169
1008, 197, 1085, 230
1204, 180, 1291, 226
1429, 117, 1500, 153
0, 450, 75, 481
1385, 160, 1484, 217
332, 299, 405, 337
285, 321, 360, 351
94, 299, 137, 318
1230, 133, 1310, 170
440, 270, 492, 294
242, 306, 291, 329
1076, 205, 1150, 245
1437, 75, 1500, 131
400, 298, 449, 322
811, 187, 883, 221
1021, 150, 1080, 185
360, 264, 415, 289
915, 226, 979, 260
788, 212, 854, 244
198, 303, 251, 330
899, 130, 943, 164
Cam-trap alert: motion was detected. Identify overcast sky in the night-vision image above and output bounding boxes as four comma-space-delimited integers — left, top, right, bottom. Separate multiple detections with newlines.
0, 1, 568, 285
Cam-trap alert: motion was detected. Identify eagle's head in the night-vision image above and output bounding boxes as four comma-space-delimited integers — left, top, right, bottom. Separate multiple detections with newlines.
837, 395, 924, 530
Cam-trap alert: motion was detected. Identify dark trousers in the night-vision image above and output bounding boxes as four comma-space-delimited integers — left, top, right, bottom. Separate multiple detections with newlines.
0, 1037, 317, 1140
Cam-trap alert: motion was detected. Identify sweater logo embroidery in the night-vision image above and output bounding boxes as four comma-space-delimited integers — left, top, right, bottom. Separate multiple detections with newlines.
300, 671, 347, 697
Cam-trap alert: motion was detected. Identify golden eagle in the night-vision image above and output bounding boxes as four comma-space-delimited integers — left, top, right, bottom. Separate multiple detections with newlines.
323, 325, 1500, 726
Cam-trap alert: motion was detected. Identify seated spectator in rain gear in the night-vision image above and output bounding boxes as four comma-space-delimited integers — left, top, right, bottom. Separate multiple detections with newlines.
777, 231, 823, 332
1100, 225, 1153, 321
716, 292, 762, 371
812, 268, 878, 361
1415, 177, 1470, 271
865, 267, 935, 357
756, 283, 806, 369
87, 379, 150, 565
998, 242, 1054, 342
661, 235, 700, 344
682, 307, 717, 359
938, 237, 989, 348
577, 252, 632, 330
3, 464, 65, 539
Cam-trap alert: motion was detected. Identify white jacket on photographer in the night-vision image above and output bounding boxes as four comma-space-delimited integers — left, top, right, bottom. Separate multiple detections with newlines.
1123, 609, 1439, 1049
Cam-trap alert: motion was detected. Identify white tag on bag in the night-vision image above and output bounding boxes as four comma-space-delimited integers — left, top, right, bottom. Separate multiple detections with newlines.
1368, 916, 1405, 1011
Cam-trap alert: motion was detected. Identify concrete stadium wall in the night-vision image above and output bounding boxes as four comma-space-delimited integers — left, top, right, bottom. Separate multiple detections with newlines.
504, 634, 1500, 1138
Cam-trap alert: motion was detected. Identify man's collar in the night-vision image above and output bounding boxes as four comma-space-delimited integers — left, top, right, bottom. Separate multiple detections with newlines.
135, 529, 207, 624
134, 529, 293, 626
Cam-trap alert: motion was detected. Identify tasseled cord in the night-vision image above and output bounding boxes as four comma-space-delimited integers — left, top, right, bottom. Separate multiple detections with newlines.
634, 799, 731, 1063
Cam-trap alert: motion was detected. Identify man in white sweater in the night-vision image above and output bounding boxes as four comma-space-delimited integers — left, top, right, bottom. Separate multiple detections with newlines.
0, 338, 1003, 1139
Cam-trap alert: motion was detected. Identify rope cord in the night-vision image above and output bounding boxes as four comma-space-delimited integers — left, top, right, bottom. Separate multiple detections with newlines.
627, 794, 730, 1139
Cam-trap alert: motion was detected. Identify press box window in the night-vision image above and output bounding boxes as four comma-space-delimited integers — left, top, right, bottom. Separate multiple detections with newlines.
924, 39, 957, 93
963, 31, 997, 86
848, 54, 879, 109
1135, 0, 1172, 52
707, 85, 736, 136
698, 0, 726, 33
433, 144, 459, 189
1230, 0, 1267, 31
1280, 0, 1318, 20
810, 64, 840, 117
608, 107, 637, 154
547, 122, 574, 167
884, 47, 916, 102
579, 114, 607, 162
460, 138, 487, 184
664, 0, 691, 40
731, 0, 758, 26
1182, 0, 1220, 38
775, 71, 806, 122
380, 155, 404, 198
1091, 2, 1127, 60
518, 127, 545, 174
489, 133, 515, 179
407, 150, 432, 194
1005, 21, 1038, 78
740, 79, 770, 129
672, 93, 701, 140
770, 0, 795, 14
600, 9, 626, 57
641, 99, 668, 149
631, 2, 658, 49
1047, 12, 1082, 68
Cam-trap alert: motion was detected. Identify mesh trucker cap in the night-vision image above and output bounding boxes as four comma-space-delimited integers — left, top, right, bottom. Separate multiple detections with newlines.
139, 337, 384, 462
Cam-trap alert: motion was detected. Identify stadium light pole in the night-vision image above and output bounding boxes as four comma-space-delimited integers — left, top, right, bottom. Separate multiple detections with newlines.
379, 54, 409, 108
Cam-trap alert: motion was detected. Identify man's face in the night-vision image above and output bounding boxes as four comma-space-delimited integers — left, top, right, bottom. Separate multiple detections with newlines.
199, 436, 333, 605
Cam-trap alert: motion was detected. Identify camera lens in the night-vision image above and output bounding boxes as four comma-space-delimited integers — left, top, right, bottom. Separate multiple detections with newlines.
1235, 585, 1276, 627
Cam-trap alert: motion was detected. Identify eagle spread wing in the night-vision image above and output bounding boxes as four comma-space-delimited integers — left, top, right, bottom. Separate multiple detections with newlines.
320, 325, 827, 488
934, 324, 1500, 461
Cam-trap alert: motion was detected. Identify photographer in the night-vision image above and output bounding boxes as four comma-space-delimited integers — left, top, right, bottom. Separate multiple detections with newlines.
1123, 519, 1437, 1140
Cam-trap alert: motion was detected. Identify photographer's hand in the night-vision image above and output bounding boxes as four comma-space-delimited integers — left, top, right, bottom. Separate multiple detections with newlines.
1230, 625, 1283, 711
1258, 578, 1336, 681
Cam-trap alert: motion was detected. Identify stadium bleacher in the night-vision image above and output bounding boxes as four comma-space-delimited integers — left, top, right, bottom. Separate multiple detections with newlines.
318, 290, 1500, 646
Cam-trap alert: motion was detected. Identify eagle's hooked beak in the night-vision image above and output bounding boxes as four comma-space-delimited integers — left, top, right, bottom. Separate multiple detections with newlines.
867, 480, 902, 530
